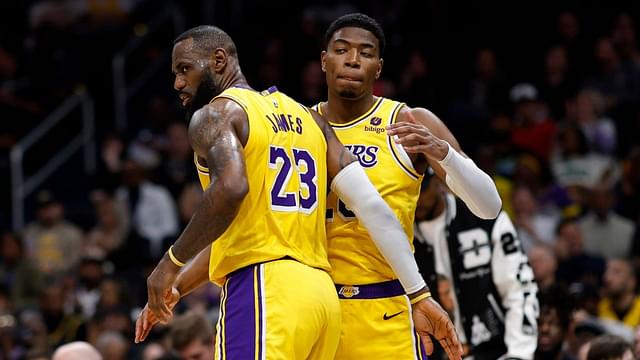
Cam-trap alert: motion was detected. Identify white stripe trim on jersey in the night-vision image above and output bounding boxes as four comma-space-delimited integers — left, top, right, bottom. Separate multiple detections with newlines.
387, 103, 421, 180
259, 263, 267, 360
405, 295, 422, 360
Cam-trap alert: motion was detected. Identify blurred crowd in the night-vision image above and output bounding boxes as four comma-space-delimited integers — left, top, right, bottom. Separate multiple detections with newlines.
1, 1, 640, 359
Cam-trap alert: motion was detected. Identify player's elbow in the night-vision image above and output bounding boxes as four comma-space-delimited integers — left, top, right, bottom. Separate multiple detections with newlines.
477, 194, 502, 220
220, 176, 249, 206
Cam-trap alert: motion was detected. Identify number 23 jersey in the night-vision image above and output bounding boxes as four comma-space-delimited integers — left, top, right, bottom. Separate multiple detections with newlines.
195, 87, 330, 285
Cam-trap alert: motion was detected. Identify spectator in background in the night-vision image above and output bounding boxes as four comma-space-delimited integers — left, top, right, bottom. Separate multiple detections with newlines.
39, 281, 86, 349
157, 122, 197, 199
509, 83, 557, 162
598, 259, 640, 331
75, 256, 105, 320
298, 60, 324, 106
168, 311, 214, 360
611, 13, 640, 66
551, 123, 615, 195
115, 151, 178, 263
588, 37, 640, 113
618, 148, 640, 223
22, 190, 83, 276
580, 183, 635, 260
85, 192, 128, 260
512, 185, 557, 252
529, 245, 558, 291
554, 218, 605, 289
535, 284, 574, 360
0, 232, 43, 309
141, 342, 167, 360
586, 334, 633, 360
95, 330, 128, 360
177, 183, 202, 229
575, 89, 617, 155
539, 45, 578, 120
554, 11, 590, 78
398, 49, 438, 110
52, 341, 102, 360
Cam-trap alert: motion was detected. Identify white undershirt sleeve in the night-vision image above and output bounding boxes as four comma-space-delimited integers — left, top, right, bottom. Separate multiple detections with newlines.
331, 162, 427, 294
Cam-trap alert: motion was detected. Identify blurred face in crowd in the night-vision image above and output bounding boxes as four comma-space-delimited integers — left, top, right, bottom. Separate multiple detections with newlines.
557, 222, 583, 256
603, 259, 635, 298
590, 185, 614, 218
167, 122, 191, 158
322, 27, 383, 100
512, 186, 537, 216
557, 12, 579, 40
594, 38, 618, 69
545, 46, 568, 75
37, 203, 64, 226
529, 246, 557, 284
178, 339, 214, 360
172, 37, 220, 119
475, 48, 496, 80
40, 284, 65, 315
538, 307, 566, 355
1, 233, 22, 263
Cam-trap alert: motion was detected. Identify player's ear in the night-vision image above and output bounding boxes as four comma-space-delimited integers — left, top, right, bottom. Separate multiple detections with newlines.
375, 58, 383, 79
321, 50, 327, 72
212, 48, 227, 73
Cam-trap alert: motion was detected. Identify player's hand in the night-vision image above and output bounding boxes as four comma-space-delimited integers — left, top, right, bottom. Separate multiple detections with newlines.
412, 297, 464, 360
134, 287, 180, 343
146, 254, 181, 323
386, 112, 449, 161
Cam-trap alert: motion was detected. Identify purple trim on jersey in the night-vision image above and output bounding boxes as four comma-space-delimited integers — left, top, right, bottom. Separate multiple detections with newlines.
222, 265, 258, 359
266, 85, 278, 94
335, 279, 404, 299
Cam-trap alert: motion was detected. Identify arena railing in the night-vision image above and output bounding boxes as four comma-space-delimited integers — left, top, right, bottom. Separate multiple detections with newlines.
112, 3, 185, 133
9, 92, 95, 231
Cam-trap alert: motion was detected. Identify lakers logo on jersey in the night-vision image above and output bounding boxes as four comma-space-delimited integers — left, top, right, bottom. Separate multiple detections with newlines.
345, 144, 379, 168
338, 286, 360, 298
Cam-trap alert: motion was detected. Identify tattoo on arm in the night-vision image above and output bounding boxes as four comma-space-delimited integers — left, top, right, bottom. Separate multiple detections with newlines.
172, 103, 248, 262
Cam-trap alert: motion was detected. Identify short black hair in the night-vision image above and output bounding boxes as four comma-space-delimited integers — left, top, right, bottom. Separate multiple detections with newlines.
324, 13, 385, 56
538, 284, 574, 331
174, 25, 238, 58
587, 334, 631, 360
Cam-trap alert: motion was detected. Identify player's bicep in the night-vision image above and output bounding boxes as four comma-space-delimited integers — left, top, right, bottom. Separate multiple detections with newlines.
308, 108, 356, 180
189, 102, 249, 192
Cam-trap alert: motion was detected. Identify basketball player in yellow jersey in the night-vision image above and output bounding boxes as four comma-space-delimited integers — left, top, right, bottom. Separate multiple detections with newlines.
139, 25, 463, 360
315, 14, 503, 359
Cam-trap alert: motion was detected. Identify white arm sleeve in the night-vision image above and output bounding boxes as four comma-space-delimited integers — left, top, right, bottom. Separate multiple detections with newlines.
331, 162, 427, 294
438, 143, 502, 219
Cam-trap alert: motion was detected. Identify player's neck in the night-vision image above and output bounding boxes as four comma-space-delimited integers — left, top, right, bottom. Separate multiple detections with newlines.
220, 69, 250, 93
324, 92, 377, 124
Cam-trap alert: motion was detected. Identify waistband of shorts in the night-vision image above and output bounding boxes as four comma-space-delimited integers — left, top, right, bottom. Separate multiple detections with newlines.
335, 280, 405, 299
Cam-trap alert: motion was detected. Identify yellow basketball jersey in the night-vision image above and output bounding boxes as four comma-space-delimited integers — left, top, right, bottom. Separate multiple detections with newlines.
315, 98, 423, 285
195, 86, 330, 285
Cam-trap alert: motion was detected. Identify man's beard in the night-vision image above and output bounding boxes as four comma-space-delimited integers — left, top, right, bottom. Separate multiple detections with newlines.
186, 70, 220, 120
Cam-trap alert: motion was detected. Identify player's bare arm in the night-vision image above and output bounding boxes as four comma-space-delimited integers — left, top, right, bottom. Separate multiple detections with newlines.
309, 108, 357, 178
135, 244, 211, 343
145, 99, 248, 323
387, 107, 502, 219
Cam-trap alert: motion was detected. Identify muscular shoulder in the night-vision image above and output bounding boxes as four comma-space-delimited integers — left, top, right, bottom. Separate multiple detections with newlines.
397, 106, 445, 132
188, 99, 248, 158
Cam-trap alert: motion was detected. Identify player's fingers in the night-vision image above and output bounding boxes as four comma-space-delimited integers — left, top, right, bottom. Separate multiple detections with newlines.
441, 340, 460, 360
386, 122, 429, 136
401, 145, 429, 154
420, 334, 434, 355
394, 133, 428, 145
134, 314, 143, 343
